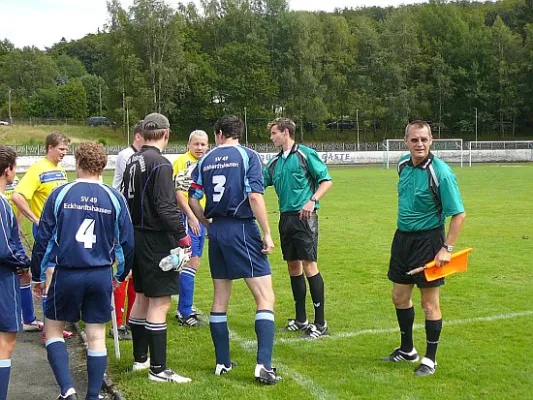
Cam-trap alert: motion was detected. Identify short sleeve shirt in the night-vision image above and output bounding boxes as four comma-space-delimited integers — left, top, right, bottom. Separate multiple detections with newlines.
14, 158, 68, 219
5, 176, 19, 215
397, 153, 465, 232
264, 144, 331, 213
172, 151, 205, 208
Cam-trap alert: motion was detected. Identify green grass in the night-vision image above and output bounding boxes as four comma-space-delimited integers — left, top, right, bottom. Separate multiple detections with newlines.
104, 164, 533, 400
29, 165, 533, 399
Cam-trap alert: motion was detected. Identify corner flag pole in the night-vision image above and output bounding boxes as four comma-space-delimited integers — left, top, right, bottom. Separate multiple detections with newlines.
110, 292, 121, 359
406, 248, 473, 281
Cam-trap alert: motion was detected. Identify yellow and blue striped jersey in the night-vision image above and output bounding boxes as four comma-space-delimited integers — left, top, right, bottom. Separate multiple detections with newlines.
5, 176, 19, 215
172, 151, 205, 208
14, 158, 68, 219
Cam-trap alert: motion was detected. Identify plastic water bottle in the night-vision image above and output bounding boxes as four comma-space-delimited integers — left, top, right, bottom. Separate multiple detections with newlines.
159, 247, 190, 272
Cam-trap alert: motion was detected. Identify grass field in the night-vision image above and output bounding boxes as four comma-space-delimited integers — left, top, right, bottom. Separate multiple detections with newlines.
60, 165, 533, 399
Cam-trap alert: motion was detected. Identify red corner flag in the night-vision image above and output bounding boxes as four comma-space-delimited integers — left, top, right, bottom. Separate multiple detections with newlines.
407, 248, 473, 281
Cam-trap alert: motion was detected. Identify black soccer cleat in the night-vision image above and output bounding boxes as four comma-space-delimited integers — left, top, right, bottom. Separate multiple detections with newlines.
255, 364, 281, 385
285, 319, 309, 332
381, 347, 420, 363
176, 312, 205, 327
109, 325, 132, 340
301, 321, 328, 339
414, 357, 437, 376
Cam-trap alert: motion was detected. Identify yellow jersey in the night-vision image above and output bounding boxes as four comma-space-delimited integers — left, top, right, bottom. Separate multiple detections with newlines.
5, 176, 20, 215
172, 151, 205, 208
14, 158, 68, 219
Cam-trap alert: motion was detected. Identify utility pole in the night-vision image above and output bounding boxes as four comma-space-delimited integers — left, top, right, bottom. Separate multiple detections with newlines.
474, 107, 478, 142
356, 109, 360, 151
244, 107, 248, 146
126, 101, 130, 146
99, 80, 103, 115
8, 87, 12, 124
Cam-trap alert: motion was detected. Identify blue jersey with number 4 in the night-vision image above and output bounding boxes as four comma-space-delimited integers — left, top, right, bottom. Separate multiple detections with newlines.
189, 145, 264, 219
31, 179, 134, 283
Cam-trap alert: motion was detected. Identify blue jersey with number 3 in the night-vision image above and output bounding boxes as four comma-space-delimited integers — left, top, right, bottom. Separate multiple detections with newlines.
189, 145, 264, 219
31, 180, 134, 283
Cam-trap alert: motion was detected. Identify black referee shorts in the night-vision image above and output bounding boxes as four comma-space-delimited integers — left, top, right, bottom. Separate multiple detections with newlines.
388, 226, 445, 288
279, 212, 318, 262
132, 230, 180, 297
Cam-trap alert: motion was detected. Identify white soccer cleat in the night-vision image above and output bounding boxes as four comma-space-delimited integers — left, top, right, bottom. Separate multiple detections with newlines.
148, 368, 192, 383
132, 358, 150, 372
214, 362, 237, 376
254, 364, 281, 385
23, 319, 44, 332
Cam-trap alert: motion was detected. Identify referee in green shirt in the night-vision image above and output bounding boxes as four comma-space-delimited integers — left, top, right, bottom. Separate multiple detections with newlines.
264, 118, 332, 339
382, 120, 466, 376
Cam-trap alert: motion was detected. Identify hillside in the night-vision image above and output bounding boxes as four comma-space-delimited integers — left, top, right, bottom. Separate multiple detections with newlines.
0, 124, 187, 146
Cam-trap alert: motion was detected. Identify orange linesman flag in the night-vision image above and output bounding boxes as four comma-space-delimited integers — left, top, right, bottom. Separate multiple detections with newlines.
407, 248, 473, 281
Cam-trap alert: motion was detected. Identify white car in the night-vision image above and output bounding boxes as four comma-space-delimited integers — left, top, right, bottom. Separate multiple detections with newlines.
0, 120, 9, 126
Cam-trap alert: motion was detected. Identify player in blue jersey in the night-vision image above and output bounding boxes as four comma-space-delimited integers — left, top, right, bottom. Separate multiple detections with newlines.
31, 143, 134, 400
188, 115, 281, 384
0, 146, 31, 400
5, 175, 42, 332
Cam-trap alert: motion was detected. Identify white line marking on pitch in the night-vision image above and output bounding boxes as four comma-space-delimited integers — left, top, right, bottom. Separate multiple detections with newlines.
229, 329, 338, 400
240, 310, 533, 348
195, 304, 337, 400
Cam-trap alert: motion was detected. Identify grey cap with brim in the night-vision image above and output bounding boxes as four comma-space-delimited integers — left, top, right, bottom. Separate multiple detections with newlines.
142, 113, 170, 130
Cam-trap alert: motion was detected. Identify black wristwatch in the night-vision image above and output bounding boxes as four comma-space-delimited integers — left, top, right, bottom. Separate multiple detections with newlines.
442, 244, 453, 252
310, 196, 317, 203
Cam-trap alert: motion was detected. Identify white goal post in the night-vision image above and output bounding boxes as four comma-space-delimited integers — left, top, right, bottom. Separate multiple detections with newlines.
383, 138, 464, 169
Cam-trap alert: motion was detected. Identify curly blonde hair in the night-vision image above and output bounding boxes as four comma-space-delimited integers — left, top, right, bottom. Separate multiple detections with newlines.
75, 143, 107, 175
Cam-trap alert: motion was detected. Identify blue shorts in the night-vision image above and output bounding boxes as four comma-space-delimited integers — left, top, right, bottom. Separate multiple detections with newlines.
45, 267, 113, 324
208, 218, 271, 280
180, 213, 206, 258
0, 267, 22, 332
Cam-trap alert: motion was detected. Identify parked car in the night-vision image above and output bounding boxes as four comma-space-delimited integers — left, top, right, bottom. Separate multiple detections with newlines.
304, 120, 318, 133
0, 120, 9, 126
326, 120, 356, 130
88, 116, 115, 127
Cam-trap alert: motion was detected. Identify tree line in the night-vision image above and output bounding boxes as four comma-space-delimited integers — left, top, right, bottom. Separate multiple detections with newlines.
0, 0, 532, 142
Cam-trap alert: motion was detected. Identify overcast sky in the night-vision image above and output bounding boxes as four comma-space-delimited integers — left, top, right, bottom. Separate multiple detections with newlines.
1, 0, 429, 49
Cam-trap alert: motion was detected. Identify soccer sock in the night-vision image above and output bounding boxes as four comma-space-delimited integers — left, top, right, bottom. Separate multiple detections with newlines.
146, 321, 167, 374
178, 267, 197, 317
255, 310, 275, 370
125, 282, 136, 325
307, 273, 325, 326
45, 338, 73, 396
20, 284, 36, 324
290, 274, 307, 322
86, 349, 107, 400
209, 312, 230, 367
0, 359, 11, 400
424, 319, 443, 362
113, 281, 127, 326
129, 317, 148, 363
396, 307, 415, 352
